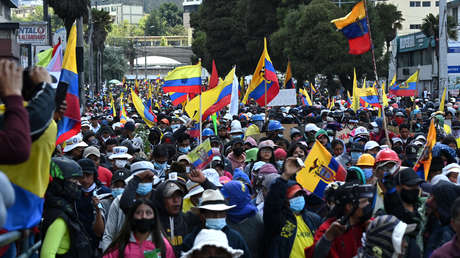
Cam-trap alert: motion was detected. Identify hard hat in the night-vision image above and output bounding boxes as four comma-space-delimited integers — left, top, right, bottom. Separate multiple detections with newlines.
230, 120, 243, 134
267, 120, 284, 131
251, 114, 264, 122
357, 154, 375, 167
375, 148, 400, 165
202, 128, 215, 137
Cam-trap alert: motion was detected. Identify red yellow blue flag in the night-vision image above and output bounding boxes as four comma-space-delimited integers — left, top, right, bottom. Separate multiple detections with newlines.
414, 119, 436, 181
163, 63, 202, 93
284, 61, 295, 89
187, 138, 215, 169
331, 1, 371, 55
390, 70, 418, 97
297, 140, 347, 198
242, 38, 280, 106
56, 24, 81, 145
131, 88, 157, 127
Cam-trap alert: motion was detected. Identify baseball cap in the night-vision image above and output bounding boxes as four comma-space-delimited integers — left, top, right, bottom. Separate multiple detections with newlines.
111, 169, 130, 184
77, 158, 98, 174
163, 181, 184, 198
83, 146, 100, 158
63, 135, 88, 153
51, 157, 83, 180
394, 167, 424, 186
364, 141, 380, 151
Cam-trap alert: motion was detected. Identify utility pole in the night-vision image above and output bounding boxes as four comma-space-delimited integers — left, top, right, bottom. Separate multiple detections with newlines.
77, 17, 86, 111
439, 0, 448, 101
88, 3, 95, 96
144, 32, 147, 80
43, 0, 52, 46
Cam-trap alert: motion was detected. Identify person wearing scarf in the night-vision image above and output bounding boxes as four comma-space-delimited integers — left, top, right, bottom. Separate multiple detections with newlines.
221, 180, 263, 258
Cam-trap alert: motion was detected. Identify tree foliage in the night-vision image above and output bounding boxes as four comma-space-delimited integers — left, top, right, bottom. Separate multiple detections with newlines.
49, 0, 89, 36
374, 3, 404, 51
103, 47, 128, 81
145, 2, 185, 36
421, 13, 458, 41
92, 9, 113, 51
191, 0, 401, 93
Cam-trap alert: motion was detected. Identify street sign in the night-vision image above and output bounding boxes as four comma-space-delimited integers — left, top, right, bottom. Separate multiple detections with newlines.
18, 22, 48, 45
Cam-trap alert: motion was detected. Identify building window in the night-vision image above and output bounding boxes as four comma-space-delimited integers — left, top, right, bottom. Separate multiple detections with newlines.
454, 7, 458, 25
422, 1, 430, 7
436, 1, 439, 6
410, 1, 421, 7
410, 24, 421, 29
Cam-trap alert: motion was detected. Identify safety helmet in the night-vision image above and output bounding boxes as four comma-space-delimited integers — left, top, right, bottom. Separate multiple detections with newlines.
251, 114, 264, 122
202, 128, 215, 137
267, 120, 284, 131
356, 154, 375, 167
375, 148, 401, 165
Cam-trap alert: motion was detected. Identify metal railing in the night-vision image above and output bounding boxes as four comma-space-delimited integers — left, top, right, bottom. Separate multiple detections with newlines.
0, 230, 42, 258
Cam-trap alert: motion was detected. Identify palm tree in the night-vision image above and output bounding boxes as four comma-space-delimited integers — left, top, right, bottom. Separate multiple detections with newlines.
375, 3, 405, 51
421, 13, 458, 59
48, 0, 89, 37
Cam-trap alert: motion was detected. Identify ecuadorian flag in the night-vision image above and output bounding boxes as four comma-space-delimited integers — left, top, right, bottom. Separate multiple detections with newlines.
131, 89, 157, 128
187, 139, 215, 169
242, 38, 279, 106
163, 63, 202, 94
56, 24, 81, 145
359, 86, 381, 108
390, 70, 418, 97
414, 119, 436, 181
300, 88, 312, 106
296, 140, 347, 198
170, 92, 188, 106
331, 1, 371, 55
284, 61, 295, 89
120, 95, 128, 124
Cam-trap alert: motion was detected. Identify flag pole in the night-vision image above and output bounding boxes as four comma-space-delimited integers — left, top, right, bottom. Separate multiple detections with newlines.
199, 59, 203, 144
363, 0, 390, 147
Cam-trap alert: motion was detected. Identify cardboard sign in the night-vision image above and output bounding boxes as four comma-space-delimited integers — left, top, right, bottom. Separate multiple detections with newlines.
267, 89, 297, 106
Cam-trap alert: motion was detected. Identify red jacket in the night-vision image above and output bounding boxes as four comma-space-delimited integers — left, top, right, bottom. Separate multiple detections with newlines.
304, 218, 366, 258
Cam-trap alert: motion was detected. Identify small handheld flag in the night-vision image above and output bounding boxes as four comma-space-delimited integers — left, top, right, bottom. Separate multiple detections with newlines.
390, 70, 418, 97
187, 139, 215, 169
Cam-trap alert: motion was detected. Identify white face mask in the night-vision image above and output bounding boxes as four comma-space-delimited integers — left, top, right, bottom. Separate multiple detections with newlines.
115, 159, 128, 168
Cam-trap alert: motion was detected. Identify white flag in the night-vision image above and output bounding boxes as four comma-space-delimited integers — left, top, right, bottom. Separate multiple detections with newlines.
229, 67, 239, 116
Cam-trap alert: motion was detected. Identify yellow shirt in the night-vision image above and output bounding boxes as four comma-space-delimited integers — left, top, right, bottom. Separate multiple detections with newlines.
289, 215, 314, 258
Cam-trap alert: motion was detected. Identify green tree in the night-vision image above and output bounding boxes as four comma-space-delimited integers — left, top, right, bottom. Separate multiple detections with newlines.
103, 47, 128, 81
421, 13, 458, 42
374, 3, 404, 51
11, 6, 64, 33
144, 2, 185, 36
270, 0, 388, 93
48, 0, 90, 36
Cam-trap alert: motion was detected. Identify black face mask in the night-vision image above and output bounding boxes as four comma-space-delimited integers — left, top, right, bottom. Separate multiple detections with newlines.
233, 147, 244, 156
62, 181, 81, 200
132, 218, 155, 233
393, 146, 403, 154
400, 188, 420, 204
360, 203, 373, 224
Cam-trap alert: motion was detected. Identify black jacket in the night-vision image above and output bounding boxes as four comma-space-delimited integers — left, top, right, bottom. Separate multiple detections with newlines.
41, 180, 93, 258
119, 177, 217, 256
263, 178, 322, 258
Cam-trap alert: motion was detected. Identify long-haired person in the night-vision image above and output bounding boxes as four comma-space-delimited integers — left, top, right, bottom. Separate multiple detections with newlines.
103, 199, 175, 258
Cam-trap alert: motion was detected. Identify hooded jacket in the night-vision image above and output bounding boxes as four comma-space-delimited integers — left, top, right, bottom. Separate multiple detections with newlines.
119, 176, 216, 256
263, 178, 321, 258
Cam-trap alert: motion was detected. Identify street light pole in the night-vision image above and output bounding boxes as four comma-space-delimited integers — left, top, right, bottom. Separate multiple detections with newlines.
144, 32, 147, 80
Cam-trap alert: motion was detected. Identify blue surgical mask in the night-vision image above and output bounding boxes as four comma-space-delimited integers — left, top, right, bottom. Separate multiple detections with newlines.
112, 187, 124, 198
278, 134, 284, 138
171, 124, 180, 131
231, 135, 243, 140
136, 182, 152, 196
154, 162, 167, 171
205, 218, 227, 230
363, 168, 373, 180
289, 196, 305, 213
178, 146, 191, 153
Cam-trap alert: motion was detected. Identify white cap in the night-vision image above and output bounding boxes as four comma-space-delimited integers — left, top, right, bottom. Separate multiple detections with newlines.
392, 137, 403, 144
305, 123, 320, 132
442, 163, 460, 176
364, 141, 380, 151
355, 126, 369, 136
109, 146, 133, 160
112, 122, 123, 131
181, 229, 243, 258
184, 180, 205, 199
230, 120, 243, 134
431, 174, 450, 185
202, 168, 223, 187
130, 161, 154, 174
63, 135, 88, 153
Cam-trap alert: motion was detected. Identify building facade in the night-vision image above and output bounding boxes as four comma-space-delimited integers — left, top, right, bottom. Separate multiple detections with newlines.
396, 31, 438, 95
0, 0, 19, 58
95, 3, 144, 24
447, 0, 460, 94
376, 0, 440, 35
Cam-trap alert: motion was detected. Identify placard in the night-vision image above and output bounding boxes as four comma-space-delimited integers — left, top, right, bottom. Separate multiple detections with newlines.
18, 22, 48, 45
267, 89, 297, 106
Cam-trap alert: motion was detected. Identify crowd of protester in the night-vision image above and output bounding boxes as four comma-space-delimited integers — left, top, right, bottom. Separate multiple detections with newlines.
1, 63, 460, 258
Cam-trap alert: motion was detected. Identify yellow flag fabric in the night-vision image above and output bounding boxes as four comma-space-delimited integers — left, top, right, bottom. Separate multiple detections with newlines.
352, 68, 360, 112
382, 82, 389, 107
439, 86, 447, 112
130, 89, 155, 128
331, 1, 366, 29
413, 119, 436, 181
186, 67, 236, 121
296, 140, 346, 197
